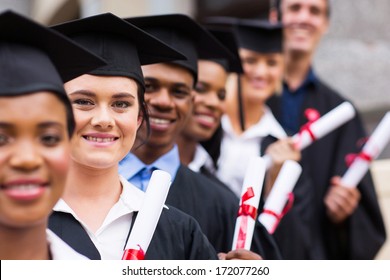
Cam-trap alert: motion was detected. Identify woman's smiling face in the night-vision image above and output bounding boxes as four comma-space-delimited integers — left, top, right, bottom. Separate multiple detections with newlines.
181, 60, 228, 142
239, 48, 284, 104
64, 74, 142, 169
0, 92, 70, 228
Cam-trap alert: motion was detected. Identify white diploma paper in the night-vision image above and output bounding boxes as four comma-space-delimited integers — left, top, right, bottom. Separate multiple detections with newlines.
258, 160, 302, 234
232, 156, 266, 250
123, 170, 171, 258
264, 102, 356, 169
341, 112, 390, 188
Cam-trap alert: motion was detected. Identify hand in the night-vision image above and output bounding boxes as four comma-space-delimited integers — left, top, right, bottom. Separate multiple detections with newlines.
324, 176, 361, 224
265, 138, 301, 167
264, 138, 301, 197
218, 249, 263, 260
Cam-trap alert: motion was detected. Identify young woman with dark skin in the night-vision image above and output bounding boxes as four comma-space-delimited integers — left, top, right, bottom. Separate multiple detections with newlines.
0, 10, 105, 260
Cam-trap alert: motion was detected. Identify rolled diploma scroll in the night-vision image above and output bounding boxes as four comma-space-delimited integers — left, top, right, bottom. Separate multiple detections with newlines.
258, 160, 302, 234
263, 102, 356, 169
122, 170, 171, 260
341, 112, 390, 188
232, 156, 266, 250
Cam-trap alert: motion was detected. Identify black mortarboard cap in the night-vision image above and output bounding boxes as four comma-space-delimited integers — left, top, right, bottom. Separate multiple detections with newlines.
204, 17, 283, 132
205, 27, 243, 73
0, 10, 106, 97
51, 13, 186, 88
125, 14, 237, 83
204, 17, 283, 53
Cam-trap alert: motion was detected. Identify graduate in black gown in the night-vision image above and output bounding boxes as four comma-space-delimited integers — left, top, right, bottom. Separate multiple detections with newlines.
176, 28, 243, 180
200, 17, 319, 259
47, 12, 217, 260
0, 10, 105, 260
266, 0, 386, 259
175, 27, 283, 259
119, 14, 280, 259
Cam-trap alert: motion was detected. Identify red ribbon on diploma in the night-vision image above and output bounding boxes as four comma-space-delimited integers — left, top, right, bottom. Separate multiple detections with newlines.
236, 187, 258, 249
344, 136, 380, 167
345, 151, 373, 167
294, 108, 320, 149
122, 244, 145, 260
262, 192, 295, 234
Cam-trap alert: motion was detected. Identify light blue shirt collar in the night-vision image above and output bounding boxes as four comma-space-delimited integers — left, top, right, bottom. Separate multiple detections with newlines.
118, 145, 180, 187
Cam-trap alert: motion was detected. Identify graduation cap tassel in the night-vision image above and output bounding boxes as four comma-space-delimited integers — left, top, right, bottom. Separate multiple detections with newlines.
237, 74, 246, 132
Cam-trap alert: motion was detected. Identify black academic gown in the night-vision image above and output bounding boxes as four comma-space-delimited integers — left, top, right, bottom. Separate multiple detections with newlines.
267, 78, 387, 259
203, 130, 315, 259
49, 205, 217, 260
260, 136, 317, 259
168, 164, 282, 260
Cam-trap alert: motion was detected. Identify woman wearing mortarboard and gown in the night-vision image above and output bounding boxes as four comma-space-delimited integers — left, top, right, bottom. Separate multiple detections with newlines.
176, 27, 282, 260
201, 17, 315, 259
47, 13, 217, 260
0, 10, 105, 260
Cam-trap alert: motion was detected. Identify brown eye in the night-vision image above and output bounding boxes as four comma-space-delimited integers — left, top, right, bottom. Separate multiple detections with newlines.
310, 6, 322, 16
289, 3, 301, 12
0, 134, 9, 146
144, 79, 159, 93
217, 90, 226, 101
172, 87, 191, 99
41, 134, 62, 146
242, 57, 256, 65
267, 58, 278, 67
195, 82, 207, 94
112, 101, 130, 108
144, 83, 154, 93
72, 99, 94, 106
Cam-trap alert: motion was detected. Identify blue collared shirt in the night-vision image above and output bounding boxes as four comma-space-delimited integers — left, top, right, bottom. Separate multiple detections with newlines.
281, 68, 317, 135
118, 145, 181, 192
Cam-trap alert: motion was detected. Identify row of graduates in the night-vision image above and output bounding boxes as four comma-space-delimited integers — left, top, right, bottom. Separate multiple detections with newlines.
0, 10, 267, 260
0, 0, 386, 260
196, 0, 386, 259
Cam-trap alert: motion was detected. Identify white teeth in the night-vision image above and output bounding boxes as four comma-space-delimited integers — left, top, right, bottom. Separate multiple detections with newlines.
149, 117, 170, 125
85, 136, 115, 142
252, 80, 267, 88
292, 29, 310, 36
8, 184, 39, 190
197, 115, 215, 123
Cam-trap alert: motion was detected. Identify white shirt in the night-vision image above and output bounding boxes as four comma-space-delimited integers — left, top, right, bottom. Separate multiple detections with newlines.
53, 176, 144, 260
216, 106, 287, 197
188, 144, 216, 174
47, 229, 89, 260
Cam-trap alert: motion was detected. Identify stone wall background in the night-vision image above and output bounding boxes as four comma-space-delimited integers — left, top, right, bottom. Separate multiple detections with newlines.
314, 0, 390, 158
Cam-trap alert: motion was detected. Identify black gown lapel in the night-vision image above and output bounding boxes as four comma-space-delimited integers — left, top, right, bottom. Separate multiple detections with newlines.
49, 211, 101, 260
260, 135, 279, 156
